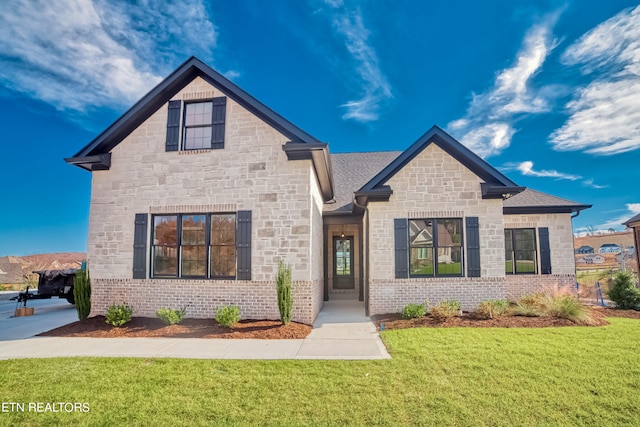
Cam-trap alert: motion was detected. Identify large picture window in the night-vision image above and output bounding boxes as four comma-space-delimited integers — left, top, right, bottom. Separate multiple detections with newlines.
505, 228, 537, 274
409, 218, 463, 277
152, 213, 236, 279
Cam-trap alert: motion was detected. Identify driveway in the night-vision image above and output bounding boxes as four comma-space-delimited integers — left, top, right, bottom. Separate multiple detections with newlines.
0, 296, 77, 341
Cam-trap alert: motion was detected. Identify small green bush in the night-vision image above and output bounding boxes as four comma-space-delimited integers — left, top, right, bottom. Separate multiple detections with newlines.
215, 305, 240, 327
105, 303, 133, 327
400, 303, 427, 319
546, 294, 595, 325
475, 299, 508, 319
431, 300, 461, 319
607, 271, 640, 310
156, 307, 187, 325
276, 260, 293, 325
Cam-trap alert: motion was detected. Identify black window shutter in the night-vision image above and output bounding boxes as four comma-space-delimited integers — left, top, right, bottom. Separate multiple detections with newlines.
211, 96, 226, 149
236, 210, 252, 280
466, 217, 481, 277
394, 218, 408, 278
133, 214, 148, 279
166, 100, 181, 152
539, 227, 551, 274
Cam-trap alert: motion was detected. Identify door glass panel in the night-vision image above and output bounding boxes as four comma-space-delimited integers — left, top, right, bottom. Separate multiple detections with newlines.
335, 239, 351, 276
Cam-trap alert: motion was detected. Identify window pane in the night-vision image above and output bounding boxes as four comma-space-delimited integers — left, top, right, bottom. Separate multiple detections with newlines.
335, 239, 351, 276
211, 214, 236, 245
153, 245, 177, 276
181, 215, 206, 245
515, 250, 536, 273
184, 127, 212, 150
181, 245, 207, 276
505, 230, 513, 274
438, 219, 462, 247
437, 246, 462, 275
211, 246, 236, 277
410, 247, 434, 275
514, 229, 535, 251
409, 220, 433, 247
154, 216, 177, 245
185, 102, 212, 126
409, 219, 434, 276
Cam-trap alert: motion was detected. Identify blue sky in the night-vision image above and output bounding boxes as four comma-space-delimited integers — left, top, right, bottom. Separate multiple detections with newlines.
1, 0, 639, 256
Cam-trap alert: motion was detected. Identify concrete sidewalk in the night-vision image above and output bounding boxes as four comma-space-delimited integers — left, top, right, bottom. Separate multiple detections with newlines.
0, 300, 391, 360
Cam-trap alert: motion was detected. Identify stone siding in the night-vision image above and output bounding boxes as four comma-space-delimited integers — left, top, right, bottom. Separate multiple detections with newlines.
87, 76, 323, 322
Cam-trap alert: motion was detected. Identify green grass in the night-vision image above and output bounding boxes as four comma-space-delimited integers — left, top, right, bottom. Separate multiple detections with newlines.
1, 319, 640, 426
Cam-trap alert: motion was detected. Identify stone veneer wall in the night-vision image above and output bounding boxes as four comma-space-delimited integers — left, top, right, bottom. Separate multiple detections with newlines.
90, 279, 321, 325
86, 76, 324, 323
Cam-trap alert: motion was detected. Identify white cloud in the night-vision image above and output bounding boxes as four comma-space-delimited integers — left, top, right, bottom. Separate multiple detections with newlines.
323, 1, 392, 122
448, 16, 559, 158
598, 203, 640, 231
501, 161, 581, 181
582, 179, 608, 189
0, 0, 216, 113
551, 6, 640, 155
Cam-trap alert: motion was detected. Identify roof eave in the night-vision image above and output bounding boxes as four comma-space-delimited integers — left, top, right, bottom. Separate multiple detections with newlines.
282, 142, 335, 202
64, 153, 112, 171
503, 204, 592, 215
481, 183, 526, 199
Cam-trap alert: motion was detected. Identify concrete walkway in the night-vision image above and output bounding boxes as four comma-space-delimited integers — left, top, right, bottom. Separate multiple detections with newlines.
0, 300, 391, 360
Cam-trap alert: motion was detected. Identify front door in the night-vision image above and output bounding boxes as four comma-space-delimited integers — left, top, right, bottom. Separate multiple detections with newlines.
333, 236, 354, 289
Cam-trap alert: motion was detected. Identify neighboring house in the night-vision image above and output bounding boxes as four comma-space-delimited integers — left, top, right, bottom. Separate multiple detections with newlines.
599, 244, 621, 253
575, 245, 594, 254
0, 257, 24, 285
577, 255, 605, 264
65, 57, 591, 323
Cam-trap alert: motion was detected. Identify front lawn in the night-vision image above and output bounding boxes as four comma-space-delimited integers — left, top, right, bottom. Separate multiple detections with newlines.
1, 318, 639, 426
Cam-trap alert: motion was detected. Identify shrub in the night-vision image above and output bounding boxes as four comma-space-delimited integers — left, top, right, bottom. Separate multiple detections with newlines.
431, 300, 461, 320
475, 299, 508, 319
156, 307, 187, 325
546, 294, 595, 325
105, 303, 133, 327
607, 271, 640, 310
215, 305, 240, 327
276, 260, 293, 325
400, 303, 427, 319
510, 293, 548, 317
73, 269, 91, 321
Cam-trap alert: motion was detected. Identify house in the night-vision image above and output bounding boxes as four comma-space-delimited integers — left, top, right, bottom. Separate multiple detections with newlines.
599, 244, 621, 253
623, 214, 640, 270
575, 245, 594, 254
577, 254, 605, 264
65, 57, 591, 323
0, 257, 24, 285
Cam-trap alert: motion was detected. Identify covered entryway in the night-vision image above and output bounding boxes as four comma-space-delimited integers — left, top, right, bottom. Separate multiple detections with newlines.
323, 216, 363, 302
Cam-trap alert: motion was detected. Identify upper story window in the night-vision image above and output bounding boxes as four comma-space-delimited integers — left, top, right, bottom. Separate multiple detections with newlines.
504, 228, 537, 274
409, 218, 463, 277
165, 97, 226, 152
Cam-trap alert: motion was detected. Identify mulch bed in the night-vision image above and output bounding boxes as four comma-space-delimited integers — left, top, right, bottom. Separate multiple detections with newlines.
38, 316, 312, 339
38, 307, 640, 339
371, 306, 640, 331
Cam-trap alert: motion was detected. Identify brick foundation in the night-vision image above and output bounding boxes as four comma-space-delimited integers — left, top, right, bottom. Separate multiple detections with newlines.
90, 278, 322, 325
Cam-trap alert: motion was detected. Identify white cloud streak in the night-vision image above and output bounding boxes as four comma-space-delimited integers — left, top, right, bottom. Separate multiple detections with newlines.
324, 1, 392, 122
501, 161, 581, 181
0, 0, 216, 113
552, 6, 640, 155
448, 16, 559, 158
597, 203, 640, 231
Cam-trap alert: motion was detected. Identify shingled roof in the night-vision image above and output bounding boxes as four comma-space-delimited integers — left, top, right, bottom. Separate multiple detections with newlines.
326, 152, 589, 215
623, 213, 640, 227
325, 151, 401, 213
503, 188, 591, 214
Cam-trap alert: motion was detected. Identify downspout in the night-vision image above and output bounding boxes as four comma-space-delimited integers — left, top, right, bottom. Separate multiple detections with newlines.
353, 196, 369, 315
571, 209, 581, 287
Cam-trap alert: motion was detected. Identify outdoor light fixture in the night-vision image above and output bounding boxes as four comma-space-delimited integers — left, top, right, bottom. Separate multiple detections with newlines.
340, 225, 345, 238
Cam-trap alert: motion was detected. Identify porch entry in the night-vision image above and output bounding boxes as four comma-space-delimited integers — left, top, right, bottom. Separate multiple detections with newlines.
333, 236, 354, 289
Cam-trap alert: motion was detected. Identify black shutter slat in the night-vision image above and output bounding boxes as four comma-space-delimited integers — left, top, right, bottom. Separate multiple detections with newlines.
394, 218, 408, 278
539, 227, 551, 274
133, 214, 148, 279
236, 210, 251, 280
466, 217, 481, 277
211, 96, 226, 149
165, 100, 181, 152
